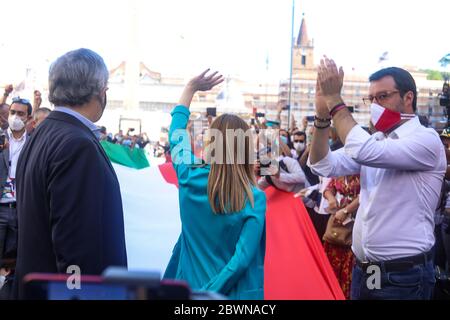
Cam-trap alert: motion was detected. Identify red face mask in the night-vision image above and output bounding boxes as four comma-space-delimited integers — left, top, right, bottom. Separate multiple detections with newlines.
370, 103, 415, 133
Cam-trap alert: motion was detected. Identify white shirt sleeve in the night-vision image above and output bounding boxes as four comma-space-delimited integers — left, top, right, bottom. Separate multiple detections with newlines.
258, 177, 270, 190
278, 157, 306, 184
345, 125, 443, 171
307, 147, 361, 178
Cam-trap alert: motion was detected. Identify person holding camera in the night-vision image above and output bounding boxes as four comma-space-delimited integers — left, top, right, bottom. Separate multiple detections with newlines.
164, 69, 266, 300
308, 57, 446, 300
436, 129, 450, 270
256, 136, 307, 194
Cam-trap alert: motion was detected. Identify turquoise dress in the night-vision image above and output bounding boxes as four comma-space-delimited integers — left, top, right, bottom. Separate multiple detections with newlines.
163, 105, 266, 300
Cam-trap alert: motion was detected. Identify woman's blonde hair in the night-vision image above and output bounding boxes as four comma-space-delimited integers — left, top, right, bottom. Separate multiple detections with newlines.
206, 114, 256, 214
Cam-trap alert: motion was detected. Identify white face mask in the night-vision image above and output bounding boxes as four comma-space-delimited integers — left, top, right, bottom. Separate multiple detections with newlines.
8, 115, 26, 132
294, 142, 306, 152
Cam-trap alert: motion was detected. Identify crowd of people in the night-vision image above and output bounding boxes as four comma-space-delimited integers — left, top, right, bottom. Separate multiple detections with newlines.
168, 64, 450, 300
0, 48, 449, 301
100, 128, 150, 150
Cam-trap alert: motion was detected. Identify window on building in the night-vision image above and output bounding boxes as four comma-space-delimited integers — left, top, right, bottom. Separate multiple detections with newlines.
302, 55, 306, 66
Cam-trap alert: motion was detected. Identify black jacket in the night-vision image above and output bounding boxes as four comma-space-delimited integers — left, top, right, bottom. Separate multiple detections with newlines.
14, 111, 127, 298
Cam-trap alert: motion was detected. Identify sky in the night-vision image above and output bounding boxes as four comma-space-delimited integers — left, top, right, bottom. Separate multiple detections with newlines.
1, 0, 449, 86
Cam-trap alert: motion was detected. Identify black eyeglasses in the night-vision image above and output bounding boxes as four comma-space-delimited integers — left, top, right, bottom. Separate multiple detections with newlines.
362, 91, 400, 106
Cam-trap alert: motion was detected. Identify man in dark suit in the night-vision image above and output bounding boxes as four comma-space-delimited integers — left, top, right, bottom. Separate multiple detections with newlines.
14, 48, 127, 299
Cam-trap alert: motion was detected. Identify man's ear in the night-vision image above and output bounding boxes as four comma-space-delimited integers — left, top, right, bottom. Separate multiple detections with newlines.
404, 91, 415, 112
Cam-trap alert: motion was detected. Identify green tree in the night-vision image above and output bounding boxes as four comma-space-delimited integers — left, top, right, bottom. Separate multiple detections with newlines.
421, 69, 444, 80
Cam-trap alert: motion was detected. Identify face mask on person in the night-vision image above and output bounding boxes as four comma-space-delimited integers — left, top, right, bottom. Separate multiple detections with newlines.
280, 136, 288, 145
294, 142, 306, 152
8, 115, 26, 131
370, 103, 415, 133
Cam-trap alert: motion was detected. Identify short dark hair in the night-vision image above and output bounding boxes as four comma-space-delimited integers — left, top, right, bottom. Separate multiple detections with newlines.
11, 100, 32, 116
293, 131, 306, 138
369, 67, 417, 112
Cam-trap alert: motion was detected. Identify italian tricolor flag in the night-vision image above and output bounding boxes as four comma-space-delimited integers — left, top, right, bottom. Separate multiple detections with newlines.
102, 141, 345, 300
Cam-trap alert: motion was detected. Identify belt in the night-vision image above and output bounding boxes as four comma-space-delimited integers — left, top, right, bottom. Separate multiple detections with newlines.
356, 250, 433, 273
0, 202, 16, 208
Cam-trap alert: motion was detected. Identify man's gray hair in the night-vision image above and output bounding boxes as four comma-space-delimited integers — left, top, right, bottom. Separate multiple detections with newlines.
48, 48, 109, 107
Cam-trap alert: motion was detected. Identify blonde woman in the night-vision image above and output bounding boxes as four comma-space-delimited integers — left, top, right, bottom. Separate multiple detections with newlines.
163, 70, 266, 300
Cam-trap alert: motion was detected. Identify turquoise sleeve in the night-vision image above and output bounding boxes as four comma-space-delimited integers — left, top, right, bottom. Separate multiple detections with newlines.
169, 105, 194, 177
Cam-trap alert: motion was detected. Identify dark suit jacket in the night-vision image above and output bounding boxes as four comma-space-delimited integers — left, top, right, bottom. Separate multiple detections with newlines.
14, 111, 127, 298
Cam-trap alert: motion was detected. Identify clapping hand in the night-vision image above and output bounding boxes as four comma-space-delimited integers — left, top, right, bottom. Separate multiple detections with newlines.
317, 56, 344, 111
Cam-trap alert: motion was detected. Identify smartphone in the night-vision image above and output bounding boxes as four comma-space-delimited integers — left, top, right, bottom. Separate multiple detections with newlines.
206, 107, 216, 117
259, 160, 273, 176
306, 116, 315, 122
23, 273, 132, 300
22, 271, 191, 300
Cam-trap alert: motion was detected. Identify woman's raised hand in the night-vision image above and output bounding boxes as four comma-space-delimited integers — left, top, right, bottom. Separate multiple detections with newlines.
187, 69, 224, 92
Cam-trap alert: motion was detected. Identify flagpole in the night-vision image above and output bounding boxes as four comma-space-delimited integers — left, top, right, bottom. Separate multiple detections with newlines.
287, 0, 295, 132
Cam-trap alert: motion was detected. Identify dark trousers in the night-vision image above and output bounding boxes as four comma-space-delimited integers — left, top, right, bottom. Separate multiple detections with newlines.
351, 253, 435, 300
0, 206, 17, 261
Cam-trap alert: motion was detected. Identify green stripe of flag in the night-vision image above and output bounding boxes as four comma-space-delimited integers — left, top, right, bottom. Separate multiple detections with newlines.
101, 140, 150, 169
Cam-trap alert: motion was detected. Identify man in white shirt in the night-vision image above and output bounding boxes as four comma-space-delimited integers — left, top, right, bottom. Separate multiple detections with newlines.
0, 98, 32, 269
308, 58, 446, 300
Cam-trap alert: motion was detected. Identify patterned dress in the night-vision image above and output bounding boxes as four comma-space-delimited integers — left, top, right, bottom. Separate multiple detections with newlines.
323, 175, 360, 300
